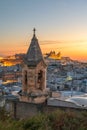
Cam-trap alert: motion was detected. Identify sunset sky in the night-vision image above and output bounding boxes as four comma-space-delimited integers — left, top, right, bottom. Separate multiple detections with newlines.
0, 0, 87, 61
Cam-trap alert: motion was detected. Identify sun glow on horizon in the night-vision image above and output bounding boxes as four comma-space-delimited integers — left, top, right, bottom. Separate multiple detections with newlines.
0, 33, 87, 62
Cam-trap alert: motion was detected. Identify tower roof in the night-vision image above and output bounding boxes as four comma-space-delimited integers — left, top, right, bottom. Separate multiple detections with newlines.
24, 28, 46, 67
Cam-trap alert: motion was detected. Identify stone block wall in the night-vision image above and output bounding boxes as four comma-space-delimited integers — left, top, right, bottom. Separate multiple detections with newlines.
5, 100, 87, 119
11, 101, 44, 119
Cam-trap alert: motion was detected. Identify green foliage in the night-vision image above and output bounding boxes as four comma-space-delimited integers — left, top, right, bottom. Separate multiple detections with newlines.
23, 113, 51, 130
0, 107, 10, 121
0, 108, 87, 130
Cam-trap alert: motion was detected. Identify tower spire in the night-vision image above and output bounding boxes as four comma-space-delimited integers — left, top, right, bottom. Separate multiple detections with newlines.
33, 28, 36, 37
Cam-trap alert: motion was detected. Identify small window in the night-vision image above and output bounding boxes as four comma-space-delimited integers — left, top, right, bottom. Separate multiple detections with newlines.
25, 71, 27, 85
38, 70, 43, 83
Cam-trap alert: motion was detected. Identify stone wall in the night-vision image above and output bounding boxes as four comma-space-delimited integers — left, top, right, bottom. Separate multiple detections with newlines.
10, 101, 44, 119
5, 100, 87, 119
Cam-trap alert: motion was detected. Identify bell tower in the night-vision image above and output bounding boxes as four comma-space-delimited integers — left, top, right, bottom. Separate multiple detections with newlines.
20, 28, 48, 103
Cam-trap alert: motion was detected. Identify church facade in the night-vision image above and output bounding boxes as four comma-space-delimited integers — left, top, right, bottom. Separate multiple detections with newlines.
19, 29, 49, 103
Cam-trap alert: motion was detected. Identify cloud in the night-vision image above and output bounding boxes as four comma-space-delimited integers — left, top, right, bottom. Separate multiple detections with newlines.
39, 39, 87, 45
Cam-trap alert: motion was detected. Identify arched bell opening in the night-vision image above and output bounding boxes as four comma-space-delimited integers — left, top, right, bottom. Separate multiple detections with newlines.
37, 70, 43, 89
24, 70, 27, 86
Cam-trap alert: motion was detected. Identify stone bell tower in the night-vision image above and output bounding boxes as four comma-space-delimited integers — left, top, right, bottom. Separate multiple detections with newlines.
20, 28, 48, 103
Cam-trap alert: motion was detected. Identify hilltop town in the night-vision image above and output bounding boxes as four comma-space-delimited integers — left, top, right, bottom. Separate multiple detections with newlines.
0, 52, 87, 102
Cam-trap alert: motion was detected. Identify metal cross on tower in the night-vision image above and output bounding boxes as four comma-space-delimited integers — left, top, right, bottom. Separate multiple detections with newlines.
33, 28, 36, 36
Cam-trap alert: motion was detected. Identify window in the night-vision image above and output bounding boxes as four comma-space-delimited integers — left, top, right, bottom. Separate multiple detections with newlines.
25, 71, 27, 85
38, 70, 43, 83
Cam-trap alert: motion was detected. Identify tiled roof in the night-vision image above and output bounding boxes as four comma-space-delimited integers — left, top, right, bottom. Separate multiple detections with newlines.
24, 29, 45, 66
